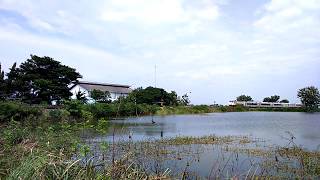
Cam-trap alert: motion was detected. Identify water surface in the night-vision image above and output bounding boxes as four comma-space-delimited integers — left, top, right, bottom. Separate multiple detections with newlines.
89, 112, 320, 150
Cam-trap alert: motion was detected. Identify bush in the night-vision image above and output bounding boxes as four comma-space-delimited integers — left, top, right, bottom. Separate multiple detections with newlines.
48, 109, 70, 122
81, 110, 94, 122
96, 118, 109, 133
84, 103, 117, 119
2, 120, 27, 146
64, 100, 83, 118
0, 101, 42, 123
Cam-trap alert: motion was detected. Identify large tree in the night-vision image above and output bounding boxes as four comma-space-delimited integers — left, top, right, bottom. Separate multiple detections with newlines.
297, 86, 320, 110
236, 95, 253, 102
263, 95, 280, 102
126, 87, 178, 106
7, 55, 82, 104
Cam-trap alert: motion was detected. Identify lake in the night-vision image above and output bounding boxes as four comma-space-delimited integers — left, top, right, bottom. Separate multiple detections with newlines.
88, 112, 320, 150
83, 112, 320, 178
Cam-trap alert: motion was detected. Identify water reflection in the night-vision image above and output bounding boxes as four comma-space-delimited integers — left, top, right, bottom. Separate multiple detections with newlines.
86, 112, 320, 150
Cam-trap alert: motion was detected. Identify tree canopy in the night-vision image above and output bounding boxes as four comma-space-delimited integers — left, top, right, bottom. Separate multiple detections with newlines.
236, 95, 253, 102
90, 89, 111, 103
280, 99, 289, 103
263, 95, 280, 102
4, 55, 82, 104
297, 86, 320, 110
125, 86, 179, 106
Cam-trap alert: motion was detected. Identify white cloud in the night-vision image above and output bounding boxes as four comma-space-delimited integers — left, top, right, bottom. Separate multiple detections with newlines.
254, 0, 320, 34
0, 0, 319, 104
100, 0, 219, 25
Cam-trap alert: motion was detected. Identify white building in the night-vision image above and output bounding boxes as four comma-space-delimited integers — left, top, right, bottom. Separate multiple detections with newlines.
228, 100, 302, 108
70, 81, 132, 102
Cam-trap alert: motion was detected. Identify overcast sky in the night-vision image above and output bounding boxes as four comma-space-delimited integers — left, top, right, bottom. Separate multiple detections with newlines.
0, 0, 319, 104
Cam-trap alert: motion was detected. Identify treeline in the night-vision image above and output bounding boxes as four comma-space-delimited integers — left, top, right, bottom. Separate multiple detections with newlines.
236, 87, 320, 111
0, 55, 196, 123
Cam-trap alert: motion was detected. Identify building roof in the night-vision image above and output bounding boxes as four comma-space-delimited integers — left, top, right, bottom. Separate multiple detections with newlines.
73, 81, 132, 94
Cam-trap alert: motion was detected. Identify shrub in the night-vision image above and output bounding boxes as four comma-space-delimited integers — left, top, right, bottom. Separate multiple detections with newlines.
84, 103, 117, 119
48, 109, 70, 122
81, 110, 94, 122
96, 118, 109, 133
64, 100, 83, 118
0, 101, 42, 123
2, 120, 27, 146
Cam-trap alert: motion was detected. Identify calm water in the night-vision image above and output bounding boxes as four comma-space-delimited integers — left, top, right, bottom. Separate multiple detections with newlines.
89, 112, 320, 150
84, 112, 320, 178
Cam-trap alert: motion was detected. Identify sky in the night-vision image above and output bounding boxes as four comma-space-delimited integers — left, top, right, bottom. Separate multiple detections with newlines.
0, 0, 319, 104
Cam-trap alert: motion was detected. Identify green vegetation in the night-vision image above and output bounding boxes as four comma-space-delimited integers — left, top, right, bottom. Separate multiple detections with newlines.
236, 94, 253, 101
0, 101, 319, 179
2, 55, 81, 104
298, 86, 320, 111
263, 95, 280, 102
280, 99, 289, 103
90, 89, 111, 103
126, 86, 180, 106
1, 55, 319, 179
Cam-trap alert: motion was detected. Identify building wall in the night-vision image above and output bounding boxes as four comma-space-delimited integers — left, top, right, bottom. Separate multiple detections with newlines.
70, 85, 129, 102
229, 100, 302, 108
70, 85, 89, 99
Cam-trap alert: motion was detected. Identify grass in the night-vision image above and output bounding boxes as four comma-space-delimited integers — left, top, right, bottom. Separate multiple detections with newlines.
1, 119, 319, 179
0, 100, 319, 179
155, 105, 222, 115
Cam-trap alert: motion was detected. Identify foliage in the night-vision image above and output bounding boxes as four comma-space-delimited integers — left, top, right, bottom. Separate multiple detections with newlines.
96, 118, 109, 133
48, 109, 70, 122
2, 120, 27, 146
263, 95, 280, 102
81, 110, 94, 123
180, 93, 191, 106
297, 86, 320, 111
75, 90, 87, 103
0, 101, 42, 123
0, 63, 6, 100
280, 99, 289, 103
64, 100, 84, 118
90, 89, 111, 103
0, 120, 83, 178
236, 95, 253, 102
5, 55, 82, 104
82, 101, 158, 119
156, 105, 218, 115
5, 63, 20, 99
127, 87, 178, 106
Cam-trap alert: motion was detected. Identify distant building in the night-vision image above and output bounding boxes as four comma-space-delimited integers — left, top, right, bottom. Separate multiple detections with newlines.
228, 100, 302, 108
70, 81, 132, 102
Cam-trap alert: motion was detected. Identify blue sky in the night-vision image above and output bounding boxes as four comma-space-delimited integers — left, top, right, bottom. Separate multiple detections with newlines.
0, 0, 319, 104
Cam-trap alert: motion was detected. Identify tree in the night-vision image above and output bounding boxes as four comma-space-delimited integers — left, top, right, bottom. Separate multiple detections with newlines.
297, 86, 320, 110
236, 95, 253, 102
124, 87, 178, 106
280, 99, 289, 103
263, 95, 280, 102
180, 93, 190, 106
90, 89, 111, 103
167, 91, 178, 106
5, 62, 23, 99
6, 55, 82, 104
0, 63, 6, 100
76, 90, 86, 103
